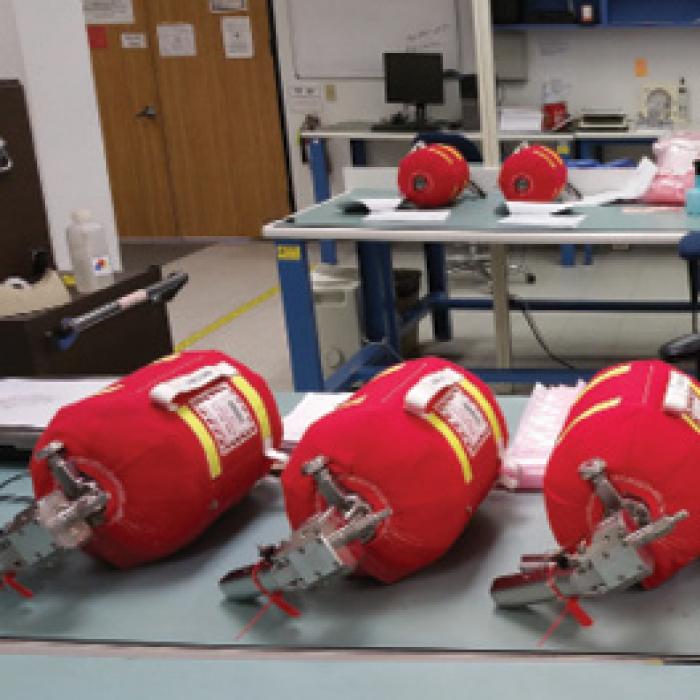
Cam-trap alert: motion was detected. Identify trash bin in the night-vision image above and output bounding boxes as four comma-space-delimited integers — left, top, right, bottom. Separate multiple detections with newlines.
312, 265, 423, 375
312, 265, 362, 379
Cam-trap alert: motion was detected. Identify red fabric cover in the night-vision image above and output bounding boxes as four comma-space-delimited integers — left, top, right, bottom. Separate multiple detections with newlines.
398, 144, 470, 208
498, 145, 567, 202
29, 351, 282, 569
544, 360, 700, 588
282, 358, 507, 584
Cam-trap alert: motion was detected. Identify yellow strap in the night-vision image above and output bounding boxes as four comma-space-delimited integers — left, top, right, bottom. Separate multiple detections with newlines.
176, 405, 222, 479
681, 414, 700, 435
577, 363, 631, 400
175, 375, 271, 480
424, 413, 473, 483
459, 379, 503, 446
230, 375, 272, 445
557, 397, 622, 446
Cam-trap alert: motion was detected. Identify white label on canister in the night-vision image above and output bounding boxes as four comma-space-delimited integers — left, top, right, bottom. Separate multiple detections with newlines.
91, 256, 113, 276
190, 382, 256, 454
435, 387, 489, 456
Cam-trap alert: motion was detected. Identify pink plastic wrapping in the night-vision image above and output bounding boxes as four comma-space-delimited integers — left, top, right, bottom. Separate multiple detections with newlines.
643, 132, 700, 205
501, 381, 584, 490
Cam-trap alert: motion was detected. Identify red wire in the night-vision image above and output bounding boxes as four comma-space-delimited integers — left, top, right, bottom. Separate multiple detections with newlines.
234, 561, 301, 641
538, 570, 593, 647
1, 572, 34, 599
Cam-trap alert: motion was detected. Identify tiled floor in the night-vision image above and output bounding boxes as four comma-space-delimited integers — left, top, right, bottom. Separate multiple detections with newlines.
122, 240, 692, 391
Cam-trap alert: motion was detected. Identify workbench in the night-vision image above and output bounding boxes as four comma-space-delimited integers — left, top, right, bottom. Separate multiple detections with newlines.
303, 122, 667, 267
2, 394, 700, 696
265, 188, 697, 391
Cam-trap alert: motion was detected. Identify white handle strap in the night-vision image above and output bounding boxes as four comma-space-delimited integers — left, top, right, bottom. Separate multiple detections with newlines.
404, 368, 463, 416
663, 369, 700, 421
150, 361, 239, 411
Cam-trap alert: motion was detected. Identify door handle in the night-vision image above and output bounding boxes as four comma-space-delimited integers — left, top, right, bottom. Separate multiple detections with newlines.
136, 105, 157, 120
0, 138, 13, 174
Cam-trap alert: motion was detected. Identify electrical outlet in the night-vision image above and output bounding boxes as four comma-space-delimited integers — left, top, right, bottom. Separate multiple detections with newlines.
324, 84, 337, 102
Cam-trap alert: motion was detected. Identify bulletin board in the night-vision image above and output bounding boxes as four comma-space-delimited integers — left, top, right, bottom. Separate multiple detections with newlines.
288, 0, 461, 79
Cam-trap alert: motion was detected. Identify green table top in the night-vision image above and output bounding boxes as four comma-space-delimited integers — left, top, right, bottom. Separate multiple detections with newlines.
2, 394, 700, 657
266, 189, 696, 244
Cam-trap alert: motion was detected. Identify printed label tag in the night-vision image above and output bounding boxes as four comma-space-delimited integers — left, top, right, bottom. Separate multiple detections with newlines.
277, 245, 301, 261
435, 387, 489, 456
91, 256, 113, 276
190, 382, 256, 454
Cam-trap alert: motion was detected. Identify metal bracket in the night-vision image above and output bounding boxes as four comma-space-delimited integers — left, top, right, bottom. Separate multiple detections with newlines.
491, 459, 688, 608
0, 442, 108, 585
220, 456, 391, 600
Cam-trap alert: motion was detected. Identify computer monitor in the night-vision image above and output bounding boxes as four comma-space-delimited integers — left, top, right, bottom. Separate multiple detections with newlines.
383, 52, 444, 126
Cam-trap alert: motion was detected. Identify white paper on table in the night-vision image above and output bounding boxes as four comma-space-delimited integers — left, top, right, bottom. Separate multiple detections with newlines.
574, 157, 658, 207
364, 209, 451, 223
0, 378, 117, 430
357, 198, 403, 213
498, 214, 586, 228
282, 392, 352, 447
505, 201, 574, 215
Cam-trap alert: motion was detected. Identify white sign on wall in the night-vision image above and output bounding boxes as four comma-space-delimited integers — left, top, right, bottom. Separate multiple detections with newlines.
210, 0, 248, 12
286, 83, 323, 113
121, 32, 148, 49
83, 0, 135, 25
157, 23, 197, 58
221, 16, 253, 59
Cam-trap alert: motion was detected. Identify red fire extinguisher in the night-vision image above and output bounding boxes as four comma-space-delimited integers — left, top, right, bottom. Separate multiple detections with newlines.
1, 350, 282, 597
499, 144, 568, 202
221, 358, 508, 606
491, 360, 693, 619
398, 144, 471, 208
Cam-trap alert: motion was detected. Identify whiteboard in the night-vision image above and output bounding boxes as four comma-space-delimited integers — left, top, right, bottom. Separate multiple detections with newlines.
289, 0, 460, 79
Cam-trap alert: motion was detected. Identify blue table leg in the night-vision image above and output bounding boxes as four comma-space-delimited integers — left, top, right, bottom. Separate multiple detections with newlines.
560, 244, 576, 267
350, 139, 367, 166
275, 240, 324, 391
357, 241, 398, 353
377, 243, 399, 354
424, 243, 452, 341
308, 137, 337, 265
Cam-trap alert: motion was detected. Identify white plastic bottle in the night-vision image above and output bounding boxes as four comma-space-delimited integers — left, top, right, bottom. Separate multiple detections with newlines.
66, 209, 114, 293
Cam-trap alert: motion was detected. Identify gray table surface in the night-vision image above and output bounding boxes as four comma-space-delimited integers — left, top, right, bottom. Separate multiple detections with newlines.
2, 394, 700, 656
271, 189, 695, 243
2, 653, 700, 700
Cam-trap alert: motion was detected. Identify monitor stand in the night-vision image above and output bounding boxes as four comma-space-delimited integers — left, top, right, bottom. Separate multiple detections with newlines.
371, 104, 443, 133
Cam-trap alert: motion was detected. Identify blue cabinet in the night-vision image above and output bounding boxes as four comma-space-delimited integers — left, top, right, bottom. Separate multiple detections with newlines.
494, 0, 700, 29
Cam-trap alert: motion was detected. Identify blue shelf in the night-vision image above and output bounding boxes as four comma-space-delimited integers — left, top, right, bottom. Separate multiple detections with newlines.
493, 0, 700, 29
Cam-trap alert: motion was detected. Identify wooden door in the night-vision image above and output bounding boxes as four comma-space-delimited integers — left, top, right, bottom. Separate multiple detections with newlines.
88, 1, 177, 238
144, 0, 290, 237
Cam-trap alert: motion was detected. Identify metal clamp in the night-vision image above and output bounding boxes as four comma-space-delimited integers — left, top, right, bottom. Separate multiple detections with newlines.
220, 456, 391, 600
0, 442, 108, 585
491, 459, 688, 608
